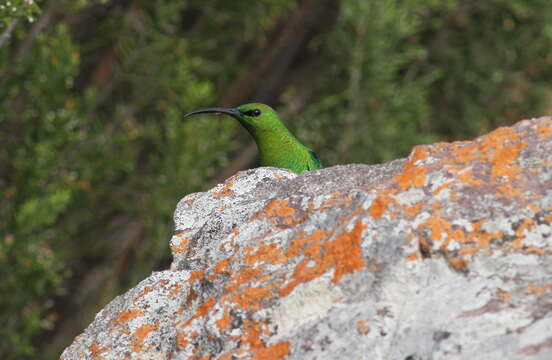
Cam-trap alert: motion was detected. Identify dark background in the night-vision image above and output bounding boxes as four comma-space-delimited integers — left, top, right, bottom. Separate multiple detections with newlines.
1, 0, 551, 358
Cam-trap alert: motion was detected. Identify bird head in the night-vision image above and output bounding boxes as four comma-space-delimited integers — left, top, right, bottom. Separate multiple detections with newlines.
184, 103, 283, 133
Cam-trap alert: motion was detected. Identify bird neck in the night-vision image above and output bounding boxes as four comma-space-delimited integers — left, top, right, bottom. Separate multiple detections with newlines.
243, 123, 305, 164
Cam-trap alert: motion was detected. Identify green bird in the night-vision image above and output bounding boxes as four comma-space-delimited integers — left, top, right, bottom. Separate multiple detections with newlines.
184, 103, 323, 174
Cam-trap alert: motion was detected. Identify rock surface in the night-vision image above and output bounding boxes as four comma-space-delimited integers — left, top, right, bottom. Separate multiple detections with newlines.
61, 117, 552, 360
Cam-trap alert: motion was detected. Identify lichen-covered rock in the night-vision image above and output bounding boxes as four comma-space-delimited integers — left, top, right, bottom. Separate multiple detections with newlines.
61, 117, 552, 360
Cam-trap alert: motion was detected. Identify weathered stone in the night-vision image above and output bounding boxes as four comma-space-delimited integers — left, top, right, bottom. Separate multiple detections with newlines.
61, 117, 552, 360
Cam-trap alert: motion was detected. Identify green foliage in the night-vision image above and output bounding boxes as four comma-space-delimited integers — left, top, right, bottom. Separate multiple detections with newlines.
295, 0, 454, 164
294, 0, 552, 164
0, 22, 79, 357
1, 0, 551, 358
0, 0, 40, 26
424, 0, 552, 137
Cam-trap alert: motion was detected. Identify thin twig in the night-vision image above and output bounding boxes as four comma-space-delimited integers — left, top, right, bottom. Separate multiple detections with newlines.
15, 1, 57, 60
0, 19, 18, 48
0, 1, 59, 90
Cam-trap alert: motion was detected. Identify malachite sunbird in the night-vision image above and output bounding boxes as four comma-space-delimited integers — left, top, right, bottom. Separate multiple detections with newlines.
184, 103, 323, 174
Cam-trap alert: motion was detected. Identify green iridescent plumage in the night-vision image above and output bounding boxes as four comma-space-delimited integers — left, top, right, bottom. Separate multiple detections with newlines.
184, 103, 322, 174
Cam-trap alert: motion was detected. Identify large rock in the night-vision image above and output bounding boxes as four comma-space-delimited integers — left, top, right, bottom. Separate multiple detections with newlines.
61, 117, 552, 360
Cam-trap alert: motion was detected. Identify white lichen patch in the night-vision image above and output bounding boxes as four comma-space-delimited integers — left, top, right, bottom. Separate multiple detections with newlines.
271, 275, 343, 342
521, 223, 551, 248
452, 218, 473, 232
393, 187, 426, 206
481, 217, 518, 235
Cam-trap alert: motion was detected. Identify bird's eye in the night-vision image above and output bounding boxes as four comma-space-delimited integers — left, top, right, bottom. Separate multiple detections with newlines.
244, 109, 261, 117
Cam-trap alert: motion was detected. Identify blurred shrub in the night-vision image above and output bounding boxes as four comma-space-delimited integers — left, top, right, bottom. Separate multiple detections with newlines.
0, 0, 551, 358
294, 0, 552, 164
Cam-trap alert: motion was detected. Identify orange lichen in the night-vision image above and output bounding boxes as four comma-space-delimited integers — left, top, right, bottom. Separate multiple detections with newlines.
370, 193, 396, 220
413, 215, 513, 266
215, 308, 232, 330
406, 253, 419, 262
118, 309, 144, 323
132, 324, 156, 352
251, 341, 290, 360
391, 146, 430, 191
257, 199, 303, 228
527, 283, 552, 295
496, 289, 512, 300
243, 320, 290, 360
212, 183, 234, 197
233, 284, 278, 311
168, 284, 182, 298
409, 145, 429, 163
226, 267, 265, 293
133, 285, 155, 301
187, 270, 206, 283
490, 143, 524, 178
279, 221, 367, 296
537, 124, 552, 138
286, 230, 326, 258
450, 229, 469, 243
217, 318, 290, 360
448, 258, 468, 271
328, 221, 368, 282
523, 246, 546, 255
170, 236, 190, 254
480, 127, 521, 151
220, 352, 243, 360
423, 217, 452, 243
357, 320, 370, 335
496, 184, 523, 198
215, 259, 231, 274
89, 343, 104, 357
458, 247, 478, 256
245, 241, 285, 265
394, 164, 427, 190
404, 202, 424, 217
182, 297, 216, 328
263, 199, 295, 217
318, 192, 353, 210
176, 332, 189, 349
431, 182, 450, 196
471, 221, 502, 248
511, 218, 534, 249
457, 170, 483, 186
447, 128, 525, 186
451, 143, 479, 164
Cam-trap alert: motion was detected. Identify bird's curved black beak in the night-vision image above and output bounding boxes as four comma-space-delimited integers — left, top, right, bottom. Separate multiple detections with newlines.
184, 107, 242, 119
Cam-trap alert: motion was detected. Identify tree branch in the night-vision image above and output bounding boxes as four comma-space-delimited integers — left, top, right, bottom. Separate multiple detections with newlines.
0, 19, 18, 49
